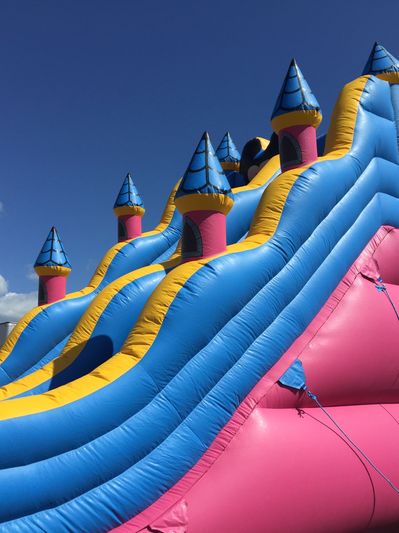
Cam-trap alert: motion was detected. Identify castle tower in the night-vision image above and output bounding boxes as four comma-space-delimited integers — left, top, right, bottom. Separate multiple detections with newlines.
175, 132, 234, 262
34, 227, 71, 305
363, 42, 399, 83
113, 173, 145, 242
271, 59, 322, 172
215, 132, 246, 187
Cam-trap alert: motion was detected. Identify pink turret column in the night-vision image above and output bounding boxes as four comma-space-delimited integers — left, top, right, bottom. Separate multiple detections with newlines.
271, 59, 322, 173
278, 124, 318, 172
34, 226, 72, 305
113, 173, 145, 243
175, 131, 234, 263
181, 210, 227, 263
37, 272, 68, 305
116, 212, 143, 242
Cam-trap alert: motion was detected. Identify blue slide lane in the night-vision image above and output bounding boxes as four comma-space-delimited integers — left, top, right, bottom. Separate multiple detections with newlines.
2, 175, 274, 394
0, 206, 182, 385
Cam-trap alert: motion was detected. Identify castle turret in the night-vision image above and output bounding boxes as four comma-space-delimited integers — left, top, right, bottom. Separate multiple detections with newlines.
175, 132, 234, 262
363, 42, 399, 83
271, 59, 322, 172
34, 227, 71, 305
215, 132, 246, 187
215, 132, 241, 172
113, 173, 145, 242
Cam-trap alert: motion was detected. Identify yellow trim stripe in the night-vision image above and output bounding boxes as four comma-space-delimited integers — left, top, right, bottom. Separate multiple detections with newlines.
376, 72, 399, 83
271, 109, 322, 133
175, 194, 234, 215
0, 77, 369, 419
34, 266, 71, 277
221, 161, 240, 171
113, 206, 145, 217
324, 76, 369, 155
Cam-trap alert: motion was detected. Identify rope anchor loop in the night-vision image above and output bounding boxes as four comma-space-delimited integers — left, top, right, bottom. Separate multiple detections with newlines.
374, 277, 399, 320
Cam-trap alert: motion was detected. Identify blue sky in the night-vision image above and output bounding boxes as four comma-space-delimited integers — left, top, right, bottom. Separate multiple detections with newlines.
0, 0, 398, 320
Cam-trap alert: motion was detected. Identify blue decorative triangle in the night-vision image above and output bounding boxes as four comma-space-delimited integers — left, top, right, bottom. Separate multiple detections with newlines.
362, 42, 399, 75
176, 132, 233, 199
278, 359, 306, 391
271, 59, 321, 120
114, 173, 144, 209
34, 227, 71, 268
215, 132, 241, 163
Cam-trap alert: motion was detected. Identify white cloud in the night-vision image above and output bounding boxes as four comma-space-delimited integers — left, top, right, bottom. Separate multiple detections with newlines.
26, 268, 37, 282
0, 275, 7, 296
0, 275, 36, 323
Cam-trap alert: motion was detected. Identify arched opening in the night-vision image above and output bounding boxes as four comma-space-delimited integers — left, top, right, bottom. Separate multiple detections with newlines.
279, 132, 302, 168
38, 279, 47, 305
118, 220, 127, 241
182, 216, 203, 259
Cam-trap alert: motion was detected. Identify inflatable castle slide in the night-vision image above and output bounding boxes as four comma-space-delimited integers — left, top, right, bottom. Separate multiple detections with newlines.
1, 42, 399, 532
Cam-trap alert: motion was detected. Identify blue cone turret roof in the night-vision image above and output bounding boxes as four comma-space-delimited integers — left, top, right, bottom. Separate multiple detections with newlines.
114, 173, 144, 209
175, 132, 233, 199
215, 132, 241, 163
34, 227, 71, 269
271, 59, 321, 120
362, 42, 399, 76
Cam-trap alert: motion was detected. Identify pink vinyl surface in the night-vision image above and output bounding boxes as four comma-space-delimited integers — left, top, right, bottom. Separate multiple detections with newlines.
182, 210, 226, 262
39, 274, 67, 304
118, 214, 142, 241
280, 124, 318, 171
114, 225, 399, 533
262, 226, 399, 409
